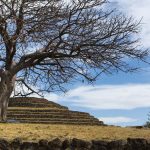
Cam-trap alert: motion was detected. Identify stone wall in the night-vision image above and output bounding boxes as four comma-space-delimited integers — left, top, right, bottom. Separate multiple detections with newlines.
0, 138, 150, 150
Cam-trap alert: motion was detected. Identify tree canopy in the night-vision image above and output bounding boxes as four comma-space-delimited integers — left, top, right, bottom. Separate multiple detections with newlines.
0, 0, 148, 96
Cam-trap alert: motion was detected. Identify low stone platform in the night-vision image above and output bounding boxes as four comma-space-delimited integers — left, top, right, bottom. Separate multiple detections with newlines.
7, 97, 103, 125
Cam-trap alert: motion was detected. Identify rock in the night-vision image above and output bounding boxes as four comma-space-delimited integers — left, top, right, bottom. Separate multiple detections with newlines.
62, 139, 71, 149
147, 140, 150, 148
127, 138, 148, 150
10, 138, 22, 150
108, 140, 127, 150
71, 138, 92, 150
1, 138, 150, 150
39, 140, 48, 147
92, 140, 108, 150
0, 139, 10, 150
38, 139, 49, 150
20, 142, 38, 150
48, 138, 62, 150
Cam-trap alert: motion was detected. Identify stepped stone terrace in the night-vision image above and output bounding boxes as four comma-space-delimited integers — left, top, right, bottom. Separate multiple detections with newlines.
7, 97, 104, 125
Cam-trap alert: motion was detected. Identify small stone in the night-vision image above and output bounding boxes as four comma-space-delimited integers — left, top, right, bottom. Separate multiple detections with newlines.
39, 140, 48, 147
0, 139, 9, 150
20, 142, 38, 150
92, 140, 108, 150
127, 138, 148, 150
108, 140, 127, 150
48, 138, 62, 149
62, 139, 71, 149
10, 138, 22, 150
71, 138, 92, 149
38, 140, 49, 150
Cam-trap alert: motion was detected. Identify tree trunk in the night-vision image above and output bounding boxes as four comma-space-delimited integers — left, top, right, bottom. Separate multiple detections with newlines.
0, 72, 16, 122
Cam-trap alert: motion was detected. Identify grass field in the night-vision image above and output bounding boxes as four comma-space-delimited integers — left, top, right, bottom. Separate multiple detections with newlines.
0, 123, 150, 142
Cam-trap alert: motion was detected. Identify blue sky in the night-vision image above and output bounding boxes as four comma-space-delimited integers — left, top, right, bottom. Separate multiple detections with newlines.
32, 0, 150, 126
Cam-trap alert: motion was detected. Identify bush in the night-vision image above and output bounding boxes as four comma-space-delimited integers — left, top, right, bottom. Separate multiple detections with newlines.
144, 113, 150, 128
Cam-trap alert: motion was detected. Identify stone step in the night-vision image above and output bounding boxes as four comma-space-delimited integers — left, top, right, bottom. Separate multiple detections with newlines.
7, 117, 99, 122
8, 109, 89, 115
7, 112, 90, 117
8, 107, 66, 110
7, 118, 102, 125
9, 97, 68, 109
7, 114, 95, 119
16, 120, 103, 125
9, 103, 66, 107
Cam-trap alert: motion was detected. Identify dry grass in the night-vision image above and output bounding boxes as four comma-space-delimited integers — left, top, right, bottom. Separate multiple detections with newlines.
0, 123, 150, 142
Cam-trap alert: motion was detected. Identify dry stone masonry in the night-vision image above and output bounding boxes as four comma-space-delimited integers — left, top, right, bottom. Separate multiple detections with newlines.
7, 97, 103, 125
0, 138, 150, 150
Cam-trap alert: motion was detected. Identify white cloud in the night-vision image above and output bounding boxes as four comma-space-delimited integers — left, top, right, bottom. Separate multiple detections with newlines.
45, 84, 150, 110
99, 117, 137, 124
44, 92, 59, 102
110, 0, 150, 48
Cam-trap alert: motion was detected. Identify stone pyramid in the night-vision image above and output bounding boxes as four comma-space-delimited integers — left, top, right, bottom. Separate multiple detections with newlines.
7, 97, 104, 125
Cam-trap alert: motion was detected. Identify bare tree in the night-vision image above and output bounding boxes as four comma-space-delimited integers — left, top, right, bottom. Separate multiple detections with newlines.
0, 0, 148, 121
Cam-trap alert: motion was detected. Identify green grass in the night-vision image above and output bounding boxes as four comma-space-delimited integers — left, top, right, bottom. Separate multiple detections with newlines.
0, 123, 150, 142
